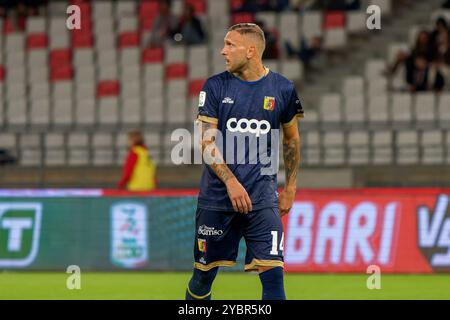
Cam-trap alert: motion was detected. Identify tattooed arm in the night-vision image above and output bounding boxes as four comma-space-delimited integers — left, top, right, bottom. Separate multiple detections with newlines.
279, 120, 301, 216
199, 120, 252, 213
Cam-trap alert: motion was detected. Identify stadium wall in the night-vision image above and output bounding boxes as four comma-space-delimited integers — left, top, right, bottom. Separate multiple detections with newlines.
0, 188, 449, 273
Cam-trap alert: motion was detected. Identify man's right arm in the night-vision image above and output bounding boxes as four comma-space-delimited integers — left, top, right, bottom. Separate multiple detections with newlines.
199, 120, 252, 214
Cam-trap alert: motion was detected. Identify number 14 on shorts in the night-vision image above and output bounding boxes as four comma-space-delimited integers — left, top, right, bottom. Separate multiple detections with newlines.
270, 231, 284, 255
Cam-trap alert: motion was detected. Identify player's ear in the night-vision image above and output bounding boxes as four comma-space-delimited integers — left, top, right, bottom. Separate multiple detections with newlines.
247, 45, 256, 59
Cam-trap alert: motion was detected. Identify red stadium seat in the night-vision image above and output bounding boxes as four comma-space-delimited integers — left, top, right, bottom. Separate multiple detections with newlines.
50, 49, 72, 68
0, 65, 5, 81
186, 0, 207, 15
50, 66, 73, 81
324, 11, 346, 29
27, 33, 48, 50
97, 80, 120, 97
140, 1, 159, 19
142, 47, 164, 63
230, 0, 244, 11
119, 32, 140, 48
188, 79, 206, 96
140, 1, 159, 31
232, 12, 255, 25
165, 63, 188, 79
72, 32, 94, 48
3, 18, 17, 34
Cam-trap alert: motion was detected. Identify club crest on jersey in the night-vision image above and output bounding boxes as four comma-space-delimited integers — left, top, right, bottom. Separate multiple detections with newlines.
263, 96, 275, 111
198, 239, 207, 253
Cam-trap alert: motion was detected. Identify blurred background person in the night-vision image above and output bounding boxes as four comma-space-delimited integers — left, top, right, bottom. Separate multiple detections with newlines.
118, 130, 157, 191
174, 3, 206, 45
147, 0, 178, 47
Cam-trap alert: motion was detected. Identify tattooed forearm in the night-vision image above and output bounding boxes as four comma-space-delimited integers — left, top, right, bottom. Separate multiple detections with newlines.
283, 136, 301, 189
200, 121, 235, 184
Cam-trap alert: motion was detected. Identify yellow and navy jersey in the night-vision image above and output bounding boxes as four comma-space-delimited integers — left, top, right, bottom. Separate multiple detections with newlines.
196, 69, 304, 211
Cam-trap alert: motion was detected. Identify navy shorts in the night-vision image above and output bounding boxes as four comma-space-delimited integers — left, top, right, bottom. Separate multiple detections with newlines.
193, 207, 284, 272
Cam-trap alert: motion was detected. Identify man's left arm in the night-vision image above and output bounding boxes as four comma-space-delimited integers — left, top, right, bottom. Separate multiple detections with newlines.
279, 120, 301, 216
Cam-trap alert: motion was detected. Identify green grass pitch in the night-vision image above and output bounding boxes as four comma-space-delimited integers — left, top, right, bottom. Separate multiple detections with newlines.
0, 272, 449, 300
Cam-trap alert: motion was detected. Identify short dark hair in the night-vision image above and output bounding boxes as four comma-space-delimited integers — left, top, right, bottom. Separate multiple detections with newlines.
228, 23, 266, 54
128, 130, 144, 146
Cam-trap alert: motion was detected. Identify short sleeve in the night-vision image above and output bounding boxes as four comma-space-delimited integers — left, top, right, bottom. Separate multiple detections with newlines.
197, 78, 220, 125
280, 84, 304, 128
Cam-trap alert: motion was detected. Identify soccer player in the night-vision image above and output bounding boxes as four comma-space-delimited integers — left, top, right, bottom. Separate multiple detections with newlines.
186, 23, 304, 300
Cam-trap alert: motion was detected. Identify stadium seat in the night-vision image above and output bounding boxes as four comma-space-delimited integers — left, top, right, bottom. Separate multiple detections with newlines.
97, 80, 120, 97
7, 99, 27, 127
5, 33, 25, 52
52, 99, 73, 126
320, 94, 342, 125
365, 59, 385, 80
438, 94, 450, 128
121, 98, 142, 126
344, 95, 366, 124
144, 77, 164, 97
6, 65, 26, 85
26, 33, 48, 50
301, 11, 323, 40
324, 11, 345, 29
30, 83, 50, 100
92, 132, 114, 166
342, 76, 364, 97
118, 16, 138, 33
346, 11, 366, 34
144, 97, 164, 124
120, 47, 140, 66
391, 93, 413, 126
280, 60, 303, 82
143, 47, 164, 63
28, 49, 48, 67
372, 130, 393, 164
93, 1, 113, 19
255, 12, 277, 30
45, 133, 66, 166
165, 63, 189, 80
0, 133, 16, 152
6, 50, 26, 66
75, 67, 96, 85
348, 131, 370, 165
98, 97, 119, 126
53, 81, 73, 100
144, 64, 164, 84
118, 31, 140, 48
165, 45, 186, 64
6, 83, 26, 100
323, 29, 347, 49
232, 12, 255, 25
19, 134, 42, 166
368, 95, 389, 127
367, 78, 387, 97
97, 49, 118, 66
279, 12, 299, 55
414, 93, 436, 126
29, 99, 50, 126
74, 48, 95, 67
26, 16, 46, 33
323, 131, 345, 165
68, 133, 90, 165
303, 131, 321, 165
116, 1, 137, 18
121, 81, 141, 98
421, 130, 444, 164
396, 130, 419, 164
120, 65, 141, 82
98, 65, 118, 81
75, 98, 96, 126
